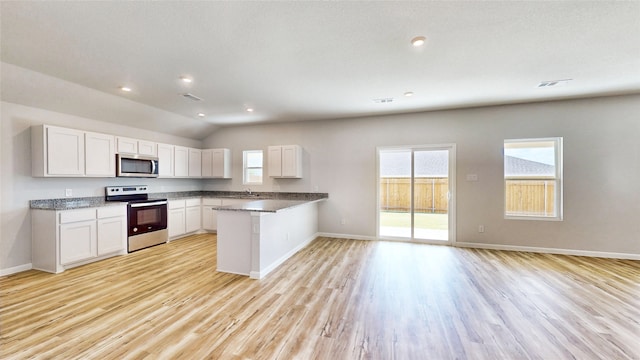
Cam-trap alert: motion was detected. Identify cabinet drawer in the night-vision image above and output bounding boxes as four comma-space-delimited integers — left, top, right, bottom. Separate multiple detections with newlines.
59, 208, 96, 224
185, 198, 201, 207
168, 199, 185, 210
97, 205, 126, 219
202, 198, 222, 206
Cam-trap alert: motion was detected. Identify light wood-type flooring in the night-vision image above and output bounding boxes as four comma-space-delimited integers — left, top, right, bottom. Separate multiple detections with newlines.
1, 234, 639, 359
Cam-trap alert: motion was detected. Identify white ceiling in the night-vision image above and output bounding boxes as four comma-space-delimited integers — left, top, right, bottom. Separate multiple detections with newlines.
2, 1, 639, 140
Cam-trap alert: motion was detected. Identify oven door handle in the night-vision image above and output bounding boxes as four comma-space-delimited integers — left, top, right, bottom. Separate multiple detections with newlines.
130, 201, 168, 208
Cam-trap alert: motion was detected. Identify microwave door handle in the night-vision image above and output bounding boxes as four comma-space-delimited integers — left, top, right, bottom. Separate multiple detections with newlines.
151, 159, 157, 175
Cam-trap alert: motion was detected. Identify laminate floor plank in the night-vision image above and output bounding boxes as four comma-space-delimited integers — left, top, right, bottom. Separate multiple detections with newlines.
1, 234, 639, 359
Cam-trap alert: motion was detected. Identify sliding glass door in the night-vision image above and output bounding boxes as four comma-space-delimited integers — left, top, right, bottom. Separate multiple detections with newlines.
378, 145, 455, 244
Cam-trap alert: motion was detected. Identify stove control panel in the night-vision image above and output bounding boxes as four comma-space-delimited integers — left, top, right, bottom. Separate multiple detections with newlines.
105, 185, 149, 197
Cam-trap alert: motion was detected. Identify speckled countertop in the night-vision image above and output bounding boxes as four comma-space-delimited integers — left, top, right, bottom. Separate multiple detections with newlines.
30, 191, 328, 210
209, 199, 325, 213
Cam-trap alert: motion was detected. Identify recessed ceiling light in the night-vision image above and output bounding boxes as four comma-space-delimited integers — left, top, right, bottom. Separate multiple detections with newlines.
404, 91, 414, 97
180, 76, 193, 83
411, 36, 426, 47
120, 86, 132, 92
197, 113, 205, 117
246, 108, 254, 112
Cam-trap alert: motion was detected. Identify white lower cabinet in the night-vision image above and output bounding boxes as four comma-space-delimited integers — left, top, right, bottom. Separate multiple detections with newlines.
202, 198, 222, 231
185, 198, 202, 233
32, 205, 127, 274
60, 220, 97, 265
168, 198, 202, 239
97, 217, 127, 255
168, 200, 186, 239
202, 198, 251, 233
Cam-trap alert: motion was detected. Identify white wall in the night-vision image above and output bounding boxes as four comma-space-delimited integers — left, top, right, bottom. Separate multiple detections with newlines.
0, 101, 203, 273
202, 94, 640, 257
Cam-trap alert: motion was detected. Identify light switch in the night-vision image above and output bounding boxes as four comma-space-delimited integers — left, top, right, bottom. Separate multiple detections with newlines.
466, 174, 478, 182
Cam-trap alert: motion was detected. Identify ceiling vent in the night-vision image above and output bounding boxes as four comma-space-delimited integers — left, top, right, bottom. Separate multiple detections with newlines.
182, 93, 203, 101
537, 79, 572, 88
372, 98, 394, 104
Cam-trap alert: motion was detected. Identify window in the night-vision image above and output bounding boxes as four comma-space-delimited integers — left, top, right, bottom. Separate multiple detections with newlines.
504, 138, 562, 220
243, 150, 263, 185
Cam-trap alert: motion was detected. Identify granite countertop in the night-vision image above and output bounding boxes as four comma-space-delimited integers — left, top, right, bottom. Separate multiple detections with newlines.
31, 191, 328, 210
30, 197, 124, 210
209, 198, 325, 213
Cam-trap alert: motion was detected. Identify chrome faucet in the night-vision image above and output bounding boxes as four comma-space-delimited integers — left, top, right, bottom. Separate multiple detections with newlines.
246, 188, 252, 195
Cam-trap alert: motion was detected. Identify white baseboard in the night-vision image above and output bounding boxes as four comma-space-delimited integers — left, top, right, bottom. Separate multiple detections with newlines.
250, 232, 319, 279
317, 232, 377, 241
455, 242, 640, 260
0, 263, 32, 277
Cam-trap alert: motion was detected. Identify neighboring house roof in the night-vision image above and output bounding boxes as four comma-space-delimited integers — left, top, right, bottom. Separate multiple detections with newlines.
380, 151, 448, 177
381, 153, 554, 177
505, 156, 555, 176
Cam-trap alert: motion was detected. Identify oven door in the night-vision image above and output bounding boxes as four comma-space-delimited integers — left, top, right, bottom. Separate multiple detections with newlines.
127, 201, 168, 237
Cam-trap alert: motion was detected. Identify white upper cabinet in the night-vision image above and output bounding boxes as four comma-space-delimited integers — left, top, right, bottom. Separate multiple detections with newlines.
202, 148, 231, 178
174, 146, 189, 177
46, 126, 86, 176
188, 148, 202, 177
268, 145, 302, 178
116, 136, 137, 154
157, 143, 175, 178
32, 125, 86, 177
85, 132, 115, 177
31, 124, 236, 180
138, 140, 157, 156
116, 137, 157, 156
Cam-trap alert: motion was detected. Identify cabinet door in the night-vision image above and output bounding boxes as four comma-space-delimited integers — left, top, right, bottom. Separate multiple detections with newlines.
202, 207, 217, 231
188, 148, 202, 177
168, 208, 186, 238
201, 149, 213, 178
268, 146, 282, 177
85, 132, 115, 177
47, 126, 85, 176
202, 199, 222, 231
174, 146, 189, 177
97, 217, 126, 255
116, 137, 138, 154
60, 220, 97, 264
138, 140, 157, 156
212, 149, 231, 178
185, 206, 201, 233
281, 145, 302, 177
157, 143, 175, 178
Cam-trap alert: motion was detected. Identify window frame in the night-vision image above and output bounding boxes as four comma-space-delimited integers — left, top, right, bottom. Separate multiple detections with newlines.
504, 137, 563, 221
243, 150, 264, 185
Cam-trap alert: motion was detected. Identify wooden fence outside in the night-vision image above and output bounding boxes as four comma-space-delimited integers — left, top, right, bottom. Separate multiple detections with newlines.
380, 177, 449, 213
505, 180, 556, 217
380, 177, 555, 216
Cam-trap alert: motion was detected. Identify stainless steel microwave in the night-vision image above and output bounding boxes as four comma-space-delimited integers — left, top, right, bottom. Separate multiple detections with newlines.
116, 153, 159, 178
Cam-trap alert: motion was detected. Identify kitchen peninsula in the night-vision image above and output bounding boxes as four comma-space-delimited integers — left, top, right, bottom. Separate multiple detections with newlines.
213, 196, 327, 279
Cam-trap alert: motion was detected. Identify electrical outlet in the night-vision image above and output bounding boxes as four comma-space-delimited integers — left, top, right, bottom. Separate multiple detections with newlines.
341, 218, 346, 225
65, 189, 73, 197
478, 225, 485, 233
313, 185, 319, 192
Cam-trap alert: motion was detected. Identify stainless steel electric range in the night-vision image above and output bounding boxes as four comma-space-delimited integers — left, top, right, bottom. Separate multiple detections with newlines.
105, 186, 168, 252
